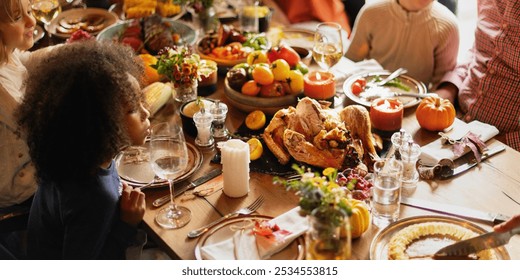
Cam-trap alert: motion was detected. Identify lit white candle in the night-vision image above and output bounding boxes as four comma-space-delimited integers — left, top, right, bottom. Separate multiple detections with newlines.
218, 139, 250, 197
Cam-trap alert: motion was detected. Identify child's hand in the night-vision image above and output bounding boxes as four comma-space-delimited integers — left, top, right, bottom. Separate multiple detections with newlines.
120, 182, 146, 227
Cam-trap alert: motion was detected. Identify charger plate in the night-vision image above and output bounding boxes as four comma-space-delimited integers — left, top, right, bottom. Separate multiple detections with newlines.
370, 215, 510, 260
115, 142, 202, 188
195, 215, 305, 260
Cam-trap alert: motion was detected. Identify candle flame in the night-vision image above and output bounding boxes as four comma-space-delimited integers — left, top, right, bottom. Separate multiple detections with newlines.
384, 99, 391, 108
316, 72, 321, 80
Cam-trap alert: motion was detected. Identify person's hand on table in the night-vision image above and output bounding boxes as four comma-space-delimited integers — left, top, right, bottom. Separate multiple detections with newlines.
494, 214, 520, 232
120, 182, 146, 227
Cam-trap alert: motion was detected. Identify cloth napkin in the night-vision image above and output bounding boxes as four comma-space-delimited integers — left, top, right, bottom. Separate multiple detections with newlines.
419, 119, 499, 165
200, 207, 308, 260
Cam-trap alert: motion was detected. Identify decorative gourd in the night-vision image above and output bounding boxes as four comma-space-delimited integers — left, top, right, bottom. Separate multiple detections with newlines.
416, 96, 456, 131
349, 199, 371, 238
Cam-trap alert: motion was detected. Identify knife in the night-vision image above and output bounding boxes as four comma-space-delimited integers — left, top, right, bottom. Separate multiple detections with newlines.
434, 226, 520, 258
152, 168, 222, 208
401, 197, 510, 225
440, 145, 506, 179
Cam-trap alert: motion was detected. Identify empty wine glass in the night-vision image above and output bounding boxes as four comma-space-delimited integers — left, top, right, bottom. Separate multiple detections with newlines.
150, 122, 191, 229
312, 22, 344, 71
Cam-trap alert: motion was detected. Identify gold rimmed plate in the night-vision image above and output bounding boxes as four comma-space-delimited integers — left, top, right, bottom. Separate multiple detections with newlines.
115, 142, 202, 188
369, 215, 510, 260
195, 215, 305, 260
46, 8, 118, 39
343, 71, 428, 109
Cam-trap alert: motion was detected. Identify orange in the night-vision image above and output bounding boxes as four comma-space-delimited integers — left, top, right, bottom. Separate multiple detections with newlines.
241, 80, 261, 96
251, 64, 274, 85
247, 138, 264, 160
245, 110, 266, 130
139, 54, 161, 85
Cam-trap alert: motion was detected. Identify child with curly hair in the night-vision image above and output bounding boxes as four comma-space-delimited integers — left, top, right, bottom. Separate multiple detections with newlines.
16, 40, 151, 259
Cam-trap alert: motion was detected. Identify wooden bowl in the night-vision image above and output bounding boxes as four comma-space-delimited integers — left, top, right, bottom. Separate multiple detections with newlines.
223, 78, 301, 115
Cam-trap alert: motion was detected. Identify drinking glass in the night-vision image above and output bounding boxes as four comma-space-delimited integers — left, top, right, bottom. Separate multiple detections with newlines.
32, 0, 61, 27
371, 158, 403, 228
312, 22, 344, 71
150, 122, 191, 229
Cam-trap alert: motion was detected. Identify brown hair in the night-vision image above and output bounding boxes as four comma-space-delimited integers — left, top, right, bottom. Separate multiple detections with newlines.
0, 0, 24, 64
16, 40, 145, 182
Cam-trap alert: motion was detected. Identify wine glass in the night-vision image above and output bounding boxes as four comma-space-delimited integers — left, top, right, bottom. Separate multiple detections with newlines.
150, 122, 191, 229
31, 0, 61, 27
312, 22, 344, 71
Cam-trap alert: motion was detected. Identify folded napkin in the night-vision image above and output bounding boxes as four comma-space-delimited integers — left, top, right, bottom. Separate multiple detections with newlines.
200, 207, 308, 260
419, 119, 499, 165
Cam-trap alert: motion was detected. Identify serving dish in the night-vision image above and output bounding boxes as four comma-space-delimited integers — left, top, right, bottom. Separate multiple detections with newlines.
369, 215, 510, 260
33, 25, 44, 43
96, 18, 197, 49
108, 2, 185, 21
46, 8, 118, 39
224, 78, 301, 115
343, 71, 428, 108
115, 141, 202, 188
195, 215, 305, 260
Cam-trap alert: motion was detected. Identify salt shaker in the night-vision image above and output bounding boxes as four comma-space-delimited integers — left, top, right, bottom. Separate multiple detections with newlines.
399, 140, 421, 194
387, 129, 411, 160
209, 100, 229, 140
193, 108, 214, 147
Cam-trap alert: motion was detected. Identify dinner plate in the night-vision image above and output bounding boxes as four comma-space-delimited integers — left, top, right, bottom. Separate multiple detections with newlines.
96, 18, 197, 49
343, 71, 428, 109
276, 27, 315, 50
45, 8, 118, 39
114, 142, 202, 188
108, 2, 186, 21
369, 215, 510, 260
195, 215, 305, 260
33, 25, 44, 43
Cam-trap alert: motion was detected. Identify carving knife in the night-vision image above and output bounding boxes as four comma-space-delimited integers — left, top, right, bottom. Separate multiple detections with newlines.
434, 226, 520, 258
152, 168, 222, 208
440, 145, 506, 179
401, 197, 510, 225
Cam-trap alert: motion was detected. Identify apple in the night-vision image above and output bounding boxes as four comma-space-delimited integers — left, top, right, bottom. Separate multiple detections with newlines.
267, 45, 301, 67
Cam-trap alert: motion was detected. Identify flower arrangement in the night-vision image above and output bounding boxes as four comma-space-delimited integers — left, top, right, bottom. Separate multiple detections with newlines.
275, 165, 352, 226
153, 46, 201, 88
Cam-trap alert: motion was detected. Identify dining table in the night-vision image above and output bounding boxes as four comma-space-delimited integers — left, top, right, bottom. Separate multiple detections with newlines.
141, 77, 520, 261
33, 5, 520, 261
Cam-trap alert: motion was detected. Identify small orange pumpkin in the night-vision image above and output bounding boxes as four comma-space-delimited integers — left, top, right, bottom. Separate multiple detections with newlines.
349, 199, 371, 239
416, 96, 456, 131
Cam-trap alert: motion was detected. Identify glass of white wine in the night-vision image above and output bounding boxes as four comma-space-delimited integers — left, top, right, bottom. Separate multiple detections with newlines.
312, 22, 344, 71
31, 0, 62, 27
150, 122, 191, 229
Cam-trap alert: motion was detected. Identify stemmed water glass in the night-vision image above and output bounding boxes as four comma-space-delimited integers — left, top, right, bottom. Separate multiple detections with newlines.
150, 122, 191, 229
312, 22, 344, 71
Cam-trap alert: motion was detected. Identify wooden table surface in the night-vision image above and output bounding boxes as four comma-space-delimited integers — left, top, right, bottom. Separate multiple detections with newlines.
34, 7, 519, 260
143, 76, 520, 260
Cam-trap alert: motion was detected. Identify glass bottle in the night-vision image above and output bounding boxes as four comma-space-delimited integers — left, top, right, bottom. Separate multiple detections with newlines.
209, 100, 229, 141
193, 108, 214, 147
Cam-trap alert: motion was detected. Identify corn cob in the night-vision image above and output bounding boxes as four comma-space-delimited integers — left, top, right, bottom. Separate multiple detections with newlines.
143, 82, 172, 116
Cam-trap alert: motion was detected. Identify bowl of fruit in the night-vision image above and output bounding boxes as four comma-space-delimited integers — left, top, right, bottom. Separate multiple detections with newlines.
223, 45, 309, 115
197, 24, 269, 67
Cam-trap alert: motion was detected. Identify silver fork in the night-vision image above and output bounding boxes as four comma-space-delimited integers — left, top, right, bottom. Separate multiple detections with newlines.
187, 195, 265, 238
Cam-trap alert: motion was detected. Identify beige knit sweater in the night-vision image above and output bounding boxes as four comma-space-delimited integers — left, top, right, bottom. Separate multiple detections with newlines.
345, 0, 459, 88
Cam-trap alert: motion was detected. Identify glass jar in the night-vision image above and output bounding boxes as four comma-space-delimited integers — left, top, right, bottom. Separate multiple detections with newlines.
174, 79, 198, 103
305, 209, 351, 260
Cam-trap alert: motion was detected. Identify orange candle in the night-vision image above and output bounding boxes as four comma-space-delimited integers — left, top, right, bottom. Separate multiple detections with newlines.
370, 98, 404, 132
303, 71, 336, 99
